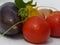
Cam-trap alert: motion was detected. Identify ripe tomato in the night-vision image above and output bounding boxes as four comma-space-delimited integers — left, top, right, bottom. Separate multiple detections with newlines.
46, 11, 60, 37
53, 11, 60, 14
23, 16, 50, 44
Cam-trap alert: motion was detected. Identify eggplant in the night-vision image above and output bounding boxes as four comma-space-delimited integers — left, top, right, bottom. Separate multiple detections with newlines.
0, 2, 21, 36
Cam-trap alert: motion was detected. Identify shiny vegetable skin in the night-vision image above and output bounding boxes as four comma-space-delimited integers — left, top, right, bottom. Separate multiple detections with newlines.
0, 2, 21, 35
39, 9, 53, 19
23, 16, 50, 44
46, 11, 60, 37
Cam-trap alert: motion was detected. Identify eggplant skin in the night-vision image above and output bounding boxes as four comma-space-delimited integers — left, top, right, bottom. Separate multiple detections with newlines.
0, 2, 21, 35
2, 2, 18, 12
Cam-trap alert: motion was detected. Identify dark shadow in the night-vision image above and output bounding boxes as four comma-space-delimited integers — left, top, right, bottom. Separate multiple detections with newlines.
51, 36, 60, 38
3, 33, 24, 40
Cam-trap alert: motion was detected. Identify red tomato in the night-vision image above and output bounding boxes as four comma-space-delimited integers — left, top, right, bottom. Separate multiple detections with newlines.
23, 16, 50, 44
46, 11, 60, 37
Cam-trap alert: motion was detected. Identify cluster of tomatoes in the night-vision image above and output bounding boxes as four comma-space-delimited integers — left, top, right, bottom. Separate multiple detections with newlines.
23, 11, 60, 44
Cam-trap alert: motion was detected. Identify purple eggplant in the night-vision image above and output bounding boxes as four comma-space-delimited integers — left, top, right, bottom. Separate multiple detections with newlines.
0, 2, 21, 36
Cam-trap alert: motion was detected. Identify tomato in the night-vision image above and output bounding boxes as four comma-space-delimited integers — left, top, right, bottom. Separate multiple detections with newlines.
39, 9, 53, 19
23, 16, 50, 44
53, 11, 60, 13
46, 11, 60, 37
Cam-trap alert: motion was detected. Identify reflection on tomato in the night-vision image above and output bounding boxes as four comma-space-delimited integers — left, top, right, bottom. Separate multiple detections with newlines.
23, 16, 50, 44
46, 11, 60, 37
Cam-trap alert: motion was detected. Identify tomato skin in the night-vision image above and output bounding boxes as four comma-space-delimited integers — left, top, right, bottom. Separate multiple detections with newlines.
53, 11, 60, 14
46, 12, 60, 37
23, 16, 50, 44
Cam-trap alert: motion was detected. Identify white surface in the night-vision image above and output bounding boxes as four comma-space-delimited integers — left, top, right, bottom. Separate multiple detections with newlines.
0, 0, 60, 45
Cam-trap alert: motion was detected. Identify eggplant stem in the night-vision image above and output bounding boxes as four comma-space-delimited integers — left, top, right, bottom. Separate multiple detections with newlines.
2, 21, 23, 36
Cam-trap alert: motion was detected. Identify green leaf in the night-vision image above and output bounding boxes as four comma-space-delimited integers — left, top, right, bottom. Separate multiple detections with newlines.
15, 0, 36, 9
18, 8, 28, 17
15, 0, 26, 9
26, 0, 33, 5
18, 8, 28, 21
26, 0, 37, 7
15, 0, 37, 21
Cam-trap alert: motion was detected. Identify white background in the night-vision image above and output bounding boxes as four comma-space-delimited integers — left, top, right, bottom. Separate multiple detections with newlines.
0, 0, 60, 45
